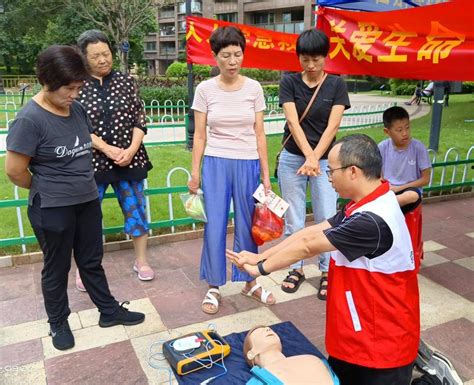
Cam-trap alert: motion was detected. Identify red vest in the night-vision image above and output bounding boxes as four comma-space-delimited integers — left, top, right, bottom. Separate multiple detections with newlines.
326, 183, 420, 368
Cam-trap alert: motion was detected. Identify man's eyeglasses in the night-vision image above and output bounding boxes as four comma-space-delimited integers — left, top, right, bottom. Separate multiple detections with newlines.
326, 165, 362, 178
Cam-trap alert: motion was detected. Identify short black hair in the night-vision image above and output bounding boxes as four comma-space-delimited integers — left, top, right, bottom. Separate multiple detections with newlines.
36, 45, 88, 91
296, 29, 330, 57
335, 134, 382, 180
209, 26, 246, 55
76, 29, 113, 55
383, 106, 410, 129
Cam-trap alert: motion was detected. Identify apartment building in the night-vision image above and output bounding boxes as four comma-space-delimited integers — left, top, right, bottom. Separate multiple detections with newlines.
144, 0, 315, 75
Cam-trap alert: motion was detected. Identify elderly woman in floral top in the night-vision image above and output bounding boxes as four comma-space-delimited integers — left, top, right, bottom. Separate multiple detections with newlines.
75, 30, 154, 290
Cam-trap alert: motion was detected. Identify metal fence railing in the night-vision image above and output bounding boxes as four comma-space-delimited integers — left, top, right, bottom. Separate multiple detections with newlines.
0, 75, 38, 90
0, 147, 472, 252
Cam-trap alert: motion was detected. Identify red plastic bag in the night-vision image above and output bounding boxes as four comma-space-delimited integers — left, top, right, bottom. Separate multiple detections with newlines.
404, 204, 423, 273
251, 203, 284, 246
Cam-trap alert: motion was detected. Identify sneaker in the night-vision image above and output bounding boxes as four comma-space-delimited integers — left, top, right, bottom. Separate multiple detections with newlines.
75, 269, 86, 292
49, 319, 75, 350
99, 301, 145, 328
133, 261, 155, 281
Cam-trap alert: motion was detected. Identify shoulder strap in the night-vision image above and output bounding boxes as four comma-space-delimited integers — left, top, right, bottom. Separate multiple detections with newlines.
279, 72, 328, 150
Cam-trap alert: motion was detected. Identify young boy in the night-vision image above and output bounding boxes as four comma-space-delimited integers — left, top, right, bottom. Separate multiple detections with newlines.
379, 106, 432, 270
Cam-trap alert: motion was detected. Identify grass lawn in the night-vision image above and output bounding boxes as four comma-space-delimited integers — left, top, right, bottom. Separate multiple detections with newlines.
0, 94, 472, 255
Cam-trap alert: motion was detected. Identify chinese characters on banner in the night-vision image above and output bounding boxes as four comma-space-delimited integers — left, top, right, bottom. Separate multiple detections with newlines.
317, 0, 474, 81
187, 0, 474, 81
186, 16, 302, 72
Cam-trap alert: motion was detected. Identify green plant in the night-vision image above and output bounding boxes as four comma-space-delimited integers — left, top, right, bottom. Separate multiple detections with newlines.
165, 62, 187, 78
262, 84, 279, 98
193, 64, 212, 79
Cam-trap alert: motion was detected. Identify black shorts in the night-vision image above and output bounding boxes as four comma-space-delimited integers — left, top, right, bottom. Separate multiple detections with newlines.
328, 356, 414, 385
396, 187, 422, 214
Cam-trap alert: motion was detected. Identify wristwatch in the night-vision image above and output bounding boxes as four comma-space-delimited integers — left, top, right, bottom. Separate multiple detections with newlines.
257, 259, 270, 276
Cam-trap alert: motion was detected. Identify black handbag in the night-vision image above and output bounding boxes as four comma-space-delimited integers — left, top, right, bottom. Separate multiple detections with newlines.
274, 72, 327, 179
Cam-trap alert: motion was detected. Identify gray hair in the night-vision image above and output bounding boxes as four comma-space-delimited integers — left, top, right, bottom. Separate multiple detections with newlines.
76, 30, 113, 55
334, 134, 382, 180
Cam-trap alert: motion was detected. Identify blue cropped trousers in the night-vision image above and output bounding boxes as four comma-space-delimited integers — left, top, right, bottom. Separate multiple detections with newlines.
200, 156, 260, 287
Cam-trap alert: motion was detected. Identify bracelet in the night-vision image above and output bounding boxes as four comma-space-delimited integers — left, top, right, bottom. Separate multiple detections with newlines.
257, 259, 270, 276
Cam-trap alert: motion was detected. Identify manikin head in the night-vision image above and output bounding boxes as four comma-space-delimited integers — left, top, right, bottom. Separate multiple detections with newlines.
243, 326, 283, 367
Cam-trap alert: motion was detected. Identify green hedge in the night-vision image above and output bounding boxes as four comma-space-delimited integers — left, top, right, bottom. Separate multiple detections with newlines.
462, 81, 474, 93
163, 62, 281, 83
239, 68, 281, 82
139, 84, 281, 104
165, 62, 211, 79
389, 79, 418, 95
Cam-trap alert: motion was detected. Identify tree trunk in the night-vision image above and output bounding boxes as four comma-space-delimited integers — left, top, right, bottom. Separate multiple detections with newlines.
118, 48, 128, 74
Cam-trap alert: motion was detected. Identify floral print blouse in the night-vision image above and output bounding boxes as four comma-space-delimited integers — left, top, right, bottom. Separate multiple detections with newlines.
78, 70, 152, 184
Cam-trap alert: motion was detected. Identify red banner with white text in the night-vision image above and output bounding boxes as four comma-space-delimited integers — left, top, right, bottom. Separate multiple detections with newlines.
186, 16, 302, 72
317, 0, 474, 81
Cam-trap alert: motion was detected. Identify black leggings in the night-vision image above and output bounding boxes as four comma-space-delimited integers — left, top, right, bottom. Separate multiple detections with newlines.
28, 195, 118, 324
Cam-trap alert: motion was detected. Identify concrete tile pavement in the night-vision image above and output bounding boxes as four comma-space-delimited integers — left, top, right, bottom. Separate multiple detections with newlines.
0, 197, 473, 384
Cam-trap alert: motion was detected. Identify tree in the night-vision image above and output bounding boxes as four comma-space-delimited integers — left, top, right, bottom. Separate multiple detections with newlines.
0, 0, 64, 73
62, 0, 172, 73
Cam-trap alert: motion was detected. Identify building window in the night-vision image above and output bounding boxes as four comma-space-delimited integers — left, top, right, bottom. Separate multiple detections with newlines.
253, 12, 274, 25
160, 24, 176, 36
145, 42, 156, 51
216, 12, 237, 23
282, 9, 304, 23
178, 17, 186, 33
159, 6, 174, 18
160, 42, 176, 55
178, 1, 202, 14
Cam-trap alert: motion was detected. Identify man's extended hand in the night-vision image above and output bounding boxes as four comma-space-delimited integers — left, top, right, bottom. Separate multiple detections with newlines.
226, 249, 260, 269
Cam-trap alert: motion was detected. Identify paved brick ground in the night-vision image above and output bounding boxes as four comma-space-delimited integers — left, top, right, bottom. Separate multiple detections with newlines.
0, 198, 473, 385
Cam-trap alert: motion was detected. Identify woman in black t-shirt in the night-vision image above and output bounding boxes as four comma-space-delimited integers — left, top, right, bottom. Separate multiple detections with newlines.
5, 45, 144, 351
278, 29, 350, 299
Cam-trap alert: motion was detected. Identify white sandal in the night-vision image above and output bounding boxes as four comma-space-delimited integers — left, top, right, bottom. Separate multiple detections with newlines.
201, 288, 220, 314
241, 283, 275, 306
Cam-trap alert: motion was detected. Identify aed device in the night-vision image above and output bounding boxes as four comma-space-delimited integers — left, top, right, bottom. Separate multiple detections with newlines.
163, 330, 231, 376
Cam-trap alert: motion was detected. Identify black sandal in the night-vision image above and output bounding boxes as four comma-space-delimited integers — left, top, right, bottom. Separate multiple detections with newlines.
317, 276, 328, 301
281, 270, 306, 293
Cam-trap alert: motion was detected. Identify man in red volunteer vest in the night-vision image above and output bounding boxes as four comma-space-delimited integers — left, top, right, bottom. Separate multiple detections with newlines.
227, 134, 420, 385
